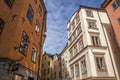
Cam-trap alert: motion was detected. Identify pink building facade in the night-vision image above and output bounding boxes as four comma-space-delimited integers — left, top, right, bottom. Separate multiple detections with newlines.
53, 54, 61, 80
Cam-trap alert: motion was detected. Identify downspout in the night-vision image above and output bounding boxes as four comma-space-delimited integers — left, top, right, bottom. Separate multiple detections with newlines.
97, 10, 117, 80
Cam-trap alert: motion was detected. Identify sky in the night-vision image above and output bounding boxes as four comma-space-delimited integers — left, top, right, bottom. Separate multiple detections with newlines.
43, 0, 105, 54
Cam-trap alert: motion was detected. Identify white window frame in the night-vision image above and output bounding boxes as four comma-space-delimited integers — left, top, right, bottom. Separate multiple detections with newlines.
31, 45, 37, 62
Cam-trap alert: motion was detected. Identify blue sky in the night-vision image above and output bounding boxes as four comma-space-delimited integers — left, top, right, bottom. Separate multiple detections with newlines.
43, 0, 105, 54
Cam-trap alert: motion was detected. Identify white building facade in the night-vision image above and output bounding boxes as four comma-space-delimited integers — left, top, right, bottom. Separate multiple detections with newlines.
67, 6, 118, 80
61, 44, 71, 80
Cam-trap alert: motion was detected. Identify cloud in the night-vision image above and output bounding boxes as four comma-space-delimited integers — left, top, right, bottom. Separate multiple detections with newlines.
43, 0, 105, 54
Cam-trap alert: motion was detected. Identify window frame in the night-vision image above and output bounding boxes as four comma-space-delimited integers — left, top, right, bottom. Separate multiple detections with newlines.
94, 54, 107, 72
70, 67, 74, 78
91, 36, 101, 46
88, 21, 97, 28
27, 5, 34, 24
35, 19, 40, 34
69, 49, 73, 59
86, 10, 94, 17
81, 59, 87, 75
75, 64, 80, 77
79, 40, 84, 51
19, 32, 29, 56
4, 0, 14, 8
31, 44, 37, 63
75, 14, 80, 25
73, 45, 78, 55
111, 0, 120, 10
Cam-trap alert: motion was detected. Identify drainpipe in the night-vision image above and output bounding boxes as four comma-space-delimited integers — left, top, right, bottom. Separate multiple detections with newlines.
97, 10, 117, 80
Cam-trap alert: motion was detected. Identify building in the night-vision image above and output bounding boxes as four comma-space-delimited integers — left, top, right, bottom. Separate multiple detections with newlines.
41, 52, 53, 80
101, 0, 120, 78
67, 5, 119, 80
60, 44, 71, 80
53, 54, 61, 80
0, 0, 47, 80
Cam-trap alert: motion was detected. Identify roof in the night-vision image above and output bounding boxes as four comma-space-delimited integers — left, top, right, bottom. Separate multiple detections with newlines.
101, 0, 112, 8
43, 52, 54, 58
67, 5, 106, 25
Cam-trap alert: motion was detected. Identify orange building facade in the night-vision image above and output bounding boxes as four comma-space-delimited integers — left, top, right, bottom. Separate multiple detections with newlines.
0, 0, 47, 80
101, 0, 120, 79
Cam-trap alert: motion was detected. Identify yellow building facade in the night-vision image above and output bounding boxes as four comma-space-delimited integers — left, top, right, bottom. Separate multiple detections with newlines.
41, 53, 53, 80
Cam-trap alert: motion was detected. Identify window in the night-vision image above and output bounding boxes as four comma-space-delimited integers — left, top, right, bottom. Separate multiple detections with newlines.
31, 45, 37, 62
74, 45, 78, 55
48, 62, 50, 66
34, 0, 37, 3
36, 20, 40, 33
45, 56, 46, 60
42, 64, 44, 68
54, 72, 56, 79
96, 57, 106, 71
81, 60, 87, 74
59, 71, 61, 78
117, 18, 120, 25
19, 32, 29, 55
0, 18, 5, 34
86, 10, 93, 17
44, 69, 46, 75
76, 14, 80, 24
77, 27, 82, 34
79, 41, 84, 51
4, 0, 14, 8
69, 37, 72, 44
48, 68, 50, 74
91, 36, 101, 46
112, 0, 120, 10
38, 5, 42, 16
72, 22, 75, 30
27, 5, 34, 23
75, 64, 79, 77
70, 49, 73, 59
88, 21, 96, 28
59, 62, 61, 66
72, 32, 76, 40
71, 67, 74, 77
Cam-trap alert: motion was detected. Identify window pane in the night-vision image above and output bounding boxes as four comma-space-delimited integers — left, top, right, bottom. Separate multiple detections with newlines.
71, 67, 74, 77
88, 22, 96, 28
86, 10, 93, 17
81, 60, 87, 74
38, 5, 42, 16
91, 36, 100, 46
0, 18, 5, 34
75, 64, 79, 77
27, 5, 34, 23
79, 41, 84, 51
4, 0, 14, 8
19, 32, 29, 55
76, 15, 80, 24
96, 57, 106, 71
70, 49, 73, 59
118, 18, 120, 25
